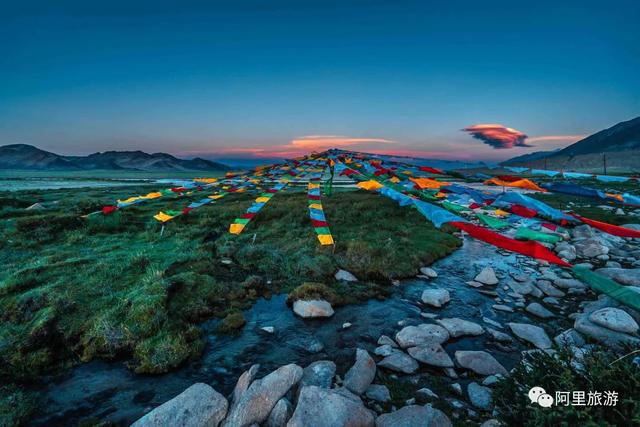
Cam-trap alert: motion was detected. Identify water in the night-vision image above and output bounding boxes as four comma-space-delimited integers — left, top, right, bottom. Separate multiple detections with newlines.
2, 178, 150, 191
31, 239, 568, 426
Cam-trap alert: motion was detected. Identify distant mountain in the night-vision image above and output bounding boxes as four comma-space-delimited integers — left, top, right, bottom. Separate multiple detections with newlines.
501, 149, 559, 166
502, 117, 640, 172
0, 144, 230, 171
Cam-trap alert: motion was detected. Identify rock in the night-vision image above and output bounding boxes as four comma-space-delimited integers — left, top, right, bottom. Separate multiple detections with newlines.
407, 343, 454, 367
475, 267, 499, 285
377, 335, 398, 348
480, 420, 501, 427
486, 327, 512, 343
132, 383, 228, 427
25, 202, 44, 210
535, 280, 565, 297
553, 278, 586, 289
482, 375, 501, 386
421, 289, 450, 308
588, 308, 639, 334
571, 224, 595, 239
395, 324, 449, 348
343, 322, 352, 329
261, 326, 275, 334
554, 329, 585, 348
344, 349, 376, 395
417, 388, 439, 399
507, 280, 533, 295
375, 345, 395, 357
454, 351, 507, 376
574, 315, 640, 349
230, 364, 260, 412
616, 208, 625, 215
467, 382, 493, 411
574, 238, 609, 258
436, 318, 484, 338
507, 323, 552, 349
223, 364, 303, 427
467, 281, 484, 288
301, 360, 336, 389
335, 269, 358, 282
365, 384, 391, 402
595, 268, 640, 286
265, 398, 293, 427
292, 300, 334, 318
287, 386, 374, 427
525, 303, 554, 319
450, 383, 462, 395
378, 352, 419, 374
492, 304, 513, 313
420, 267, 438, 278
375, 405, 452, 427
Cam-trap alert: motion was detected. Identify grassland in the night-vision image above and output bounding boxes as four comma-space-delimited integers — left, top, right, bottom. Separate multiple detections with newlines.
0, 183, 460, 423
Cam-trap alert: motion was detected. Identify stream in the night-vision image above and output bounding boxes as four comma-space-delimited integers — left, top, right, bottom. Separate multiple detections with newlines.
31, 239, 567, 426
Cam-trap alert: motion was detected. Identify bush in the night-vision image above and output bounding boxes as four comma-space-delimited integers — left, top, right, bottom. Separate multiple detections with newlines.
216, 310, 247, 334
493, 346, 640, 426
286, 282, 340, 306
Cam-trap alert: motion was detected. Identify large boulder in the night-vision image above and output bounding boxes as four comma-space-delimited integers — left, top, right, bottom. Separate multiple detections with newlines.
344, 349, 376, 395
230, 364, 260, 413
132, 383, 228, 427
407, 344, 454, 368
595, 268, 640, 286
287, 386, 374, 427
436, 318, 484, 338
420, 267, 438, 278
365, 384, 391, 403
300, 360, 336, 389
292, 300, 334, 318
507, 323, 552, 349
223, 364, 303, 427
395, 324, 449, 348
474, 267, 499, 285
421, 289, 450, 308
375, 405, 452, 427
265, 398, 293, 427
454, 351, 507, 376
574, 238, 609, 258
574, 315, 640, 349
589, 307, 639, 334
377, 352, 419, 374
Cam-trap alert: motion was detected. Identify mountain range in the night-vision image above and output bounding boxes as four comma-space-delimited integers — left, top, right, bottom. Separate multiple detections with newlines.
503, 116, 640, 171
0, 144, 229, 171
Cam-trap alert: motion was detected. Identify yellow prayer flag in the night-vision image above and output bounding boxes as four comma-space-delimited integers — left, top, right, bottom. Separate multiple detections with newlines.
356, 180, 384, 191
255, 197, 270, 203
153, 212, 174, 223
229, 223, 245, 234
308, 203, 323, 210
495, 209, 510, 217
317, 234, 334, 245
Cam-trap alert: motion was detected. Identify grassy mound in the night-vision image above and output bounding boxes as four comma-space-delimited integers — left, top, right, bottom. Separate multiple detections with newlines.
0, 185, 460, 385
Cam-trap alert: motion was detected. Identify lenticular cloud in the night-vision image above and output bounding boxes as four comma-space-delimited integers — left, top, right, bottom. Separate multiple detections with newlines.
462, 124, 531, 149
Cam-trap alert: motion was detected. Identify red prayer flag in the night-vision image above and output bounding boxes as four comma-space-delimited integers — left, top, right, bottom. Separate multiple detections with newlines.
573, 214, 640, 238
511, 204, 538, 218
449, 221, 571, 267
102, 205, 117, 215
311, 219, 329, 227
418, 166, 444, 174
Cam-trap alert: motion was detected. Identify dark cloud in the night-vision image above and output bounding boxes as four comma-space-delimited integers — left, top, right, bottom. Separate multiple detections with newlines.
462, 124, 532, 149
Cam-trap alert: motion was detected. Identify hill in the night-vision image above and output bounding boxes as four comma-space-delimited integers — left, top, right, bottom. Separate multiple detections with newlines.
0, 144, 229, 171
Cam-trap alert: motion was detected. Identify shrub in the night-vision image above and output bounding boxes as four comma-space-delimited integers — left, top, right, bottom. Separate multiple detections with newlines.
286, 282, 340, 306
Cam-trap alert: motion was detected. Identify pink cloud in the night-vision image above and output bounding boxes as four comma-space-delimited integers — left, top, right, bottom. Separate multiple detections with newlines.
462, 124, 530, 149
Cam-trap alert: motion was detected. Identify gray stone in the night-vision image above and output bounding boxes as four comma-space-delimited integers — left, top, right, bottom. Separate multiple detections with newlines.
292, 300, 334, 318
261, 326, 275, 334
230, 364, 260, 413
486, 327, 512, 343
420, 267, 438, 278
287, 386, 374, 427
407, 343, 454, 367
508, 323, 552, 349
475, 267, 499, 285
454, 351, 508, 376
553, 278, 587, 289
416, 388, 439, 399
574, 315, 640, 349
554, 329, 585, 348
375, 405, 452, 427
395, 324, 449, 348
223, 364, 303, 427
377, 335, 398, 348
525, 303, 554, 319
588, 308, 639, 334
374, 345, 395, 357
436, 318, 484, 338
335, 269, 358, 282
344, 349, 376, 395
467, 382, 493, 411
132, 383, 228, 427
365, 384, 391, 402
535, 280, 565, 297
265, 398, 293, 427
492, 304, 514, 313
301, 360, 336, 389
421, 289, 450, 308
507, 280, 533, 295
378, 352, 419, 374
574, 238, 609, 258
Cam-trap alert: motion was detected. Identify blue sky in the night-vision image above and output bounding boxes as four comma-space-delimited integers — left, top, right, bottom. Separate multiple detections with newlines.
1, 0, 638, 161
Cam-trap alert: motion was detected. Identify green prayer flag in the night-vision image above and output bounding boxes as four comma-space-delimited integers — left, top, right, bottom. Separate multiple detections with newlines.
514, 227, 562, 244
573, 267, 640, 312
476, 213, 510, 229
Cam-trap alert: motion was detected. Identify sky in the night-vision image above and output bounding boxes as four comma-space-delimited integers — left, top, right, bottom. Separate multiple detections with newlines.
1, 0, 639, 162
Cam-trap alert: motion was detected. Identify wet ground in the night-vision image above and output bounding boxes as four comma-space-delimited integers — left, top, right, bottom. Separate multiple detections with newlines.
31, 239, 574, 426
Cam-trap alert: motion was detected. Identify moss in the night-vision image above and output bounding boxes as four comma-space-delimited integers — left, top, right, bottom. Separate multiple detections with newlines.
0, 385, 38, 427
286, 282, 340, 306
133, 326, 203, 374
216, 310, 247, 334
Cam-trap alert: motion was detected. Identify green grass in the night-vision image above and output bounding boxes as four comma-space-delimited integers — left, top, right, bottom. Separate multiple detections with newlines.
0, 182, 460, 423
